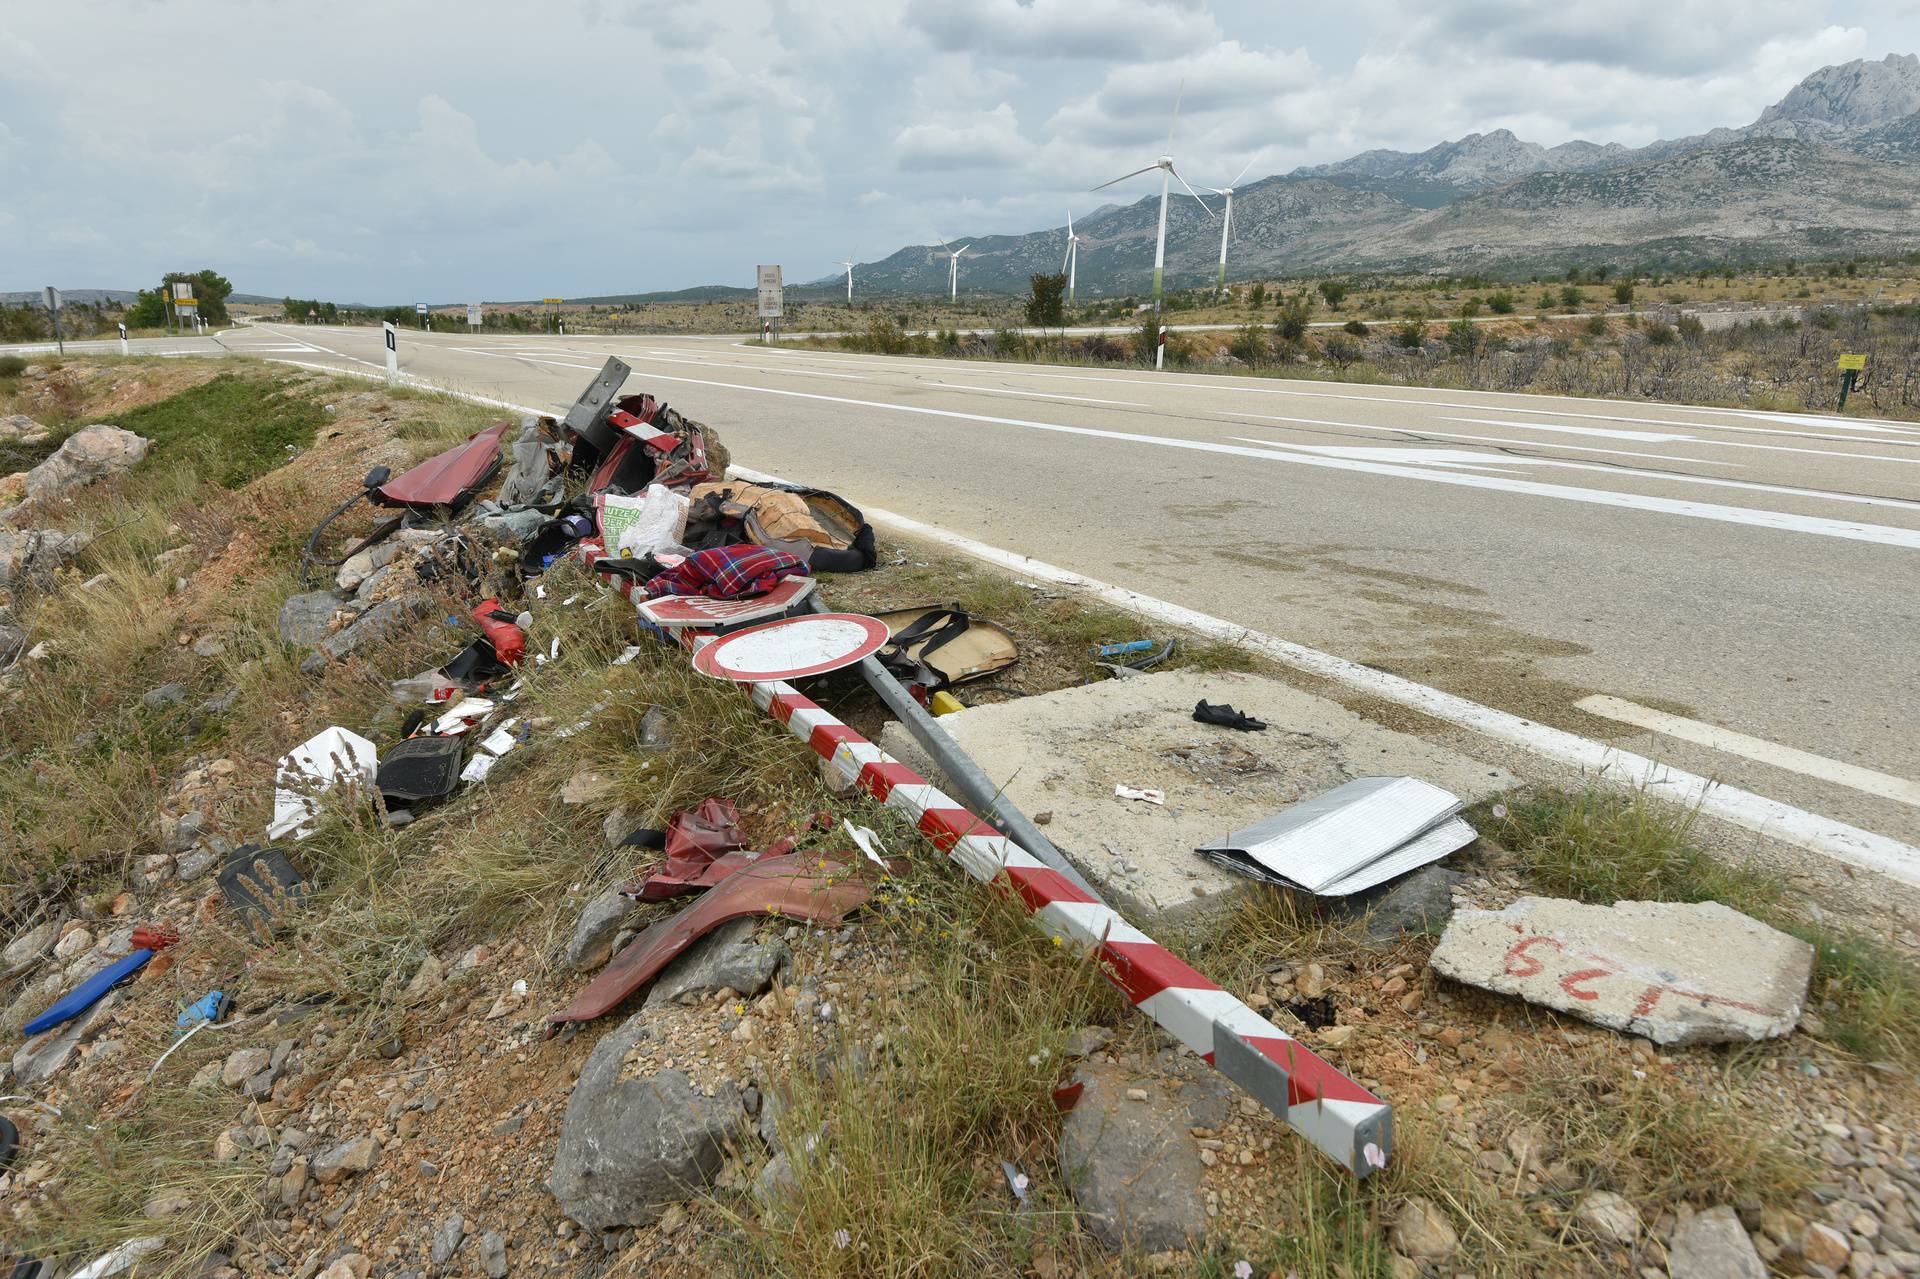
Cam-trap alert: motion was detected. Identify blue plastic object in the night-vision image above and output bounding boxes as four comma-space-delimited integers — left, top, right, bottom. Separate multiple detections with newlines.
22, 949, 152, 1037
177, 990, 230, 1030
1091, 639, 1155, 658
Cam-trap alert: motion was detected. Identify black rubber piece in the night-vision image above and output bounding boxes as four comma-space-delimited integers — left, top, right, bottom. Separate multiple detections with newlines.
375, 734, 466, 804
1193, 699, 1268, 732
0, 1114, 17, 1173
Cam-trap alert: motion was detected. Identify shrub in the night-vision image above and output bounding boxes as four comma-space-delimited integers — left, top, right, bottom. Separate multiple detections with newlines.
863, 316, 910, 354
1343, 318, 1370, 335
1024, 273, 1066, 327
1585, 314, 1610, 336
1483, 291, 1514, 315
1644, 321, 1677, 346
1317, 279, 1348, 308
1274, 294, 1313, 342
1248, 282, 1267, 310
1811, 307, 1841, 331
1227, 325, 1268, 364
1677, 315, 1705, 342
1445, 319, 1481, 358
0, 355, 26, 379
1560, 285, 1586, 309
1321, 335, 1362, 368
1461, 297, 1483, 318
1394, 317, 1429, 349
1614, 281, 1636, 306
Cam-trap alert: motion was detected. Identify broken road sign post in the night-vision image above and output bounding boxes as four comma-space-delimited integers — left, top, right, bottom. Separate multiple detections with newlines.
757, 265, 783, 342
383, 322, 398, 382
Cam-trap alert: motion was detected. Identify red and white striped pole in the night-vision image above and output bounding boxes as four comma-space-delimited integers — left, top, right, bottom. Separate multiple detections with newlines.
572, 543, 1393, 1176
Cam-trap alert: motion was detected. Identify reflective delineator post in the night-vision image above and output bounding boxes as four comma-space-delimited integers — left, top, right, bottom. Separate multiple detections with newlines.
382, 322, 398, 383
117, 322, 129, 356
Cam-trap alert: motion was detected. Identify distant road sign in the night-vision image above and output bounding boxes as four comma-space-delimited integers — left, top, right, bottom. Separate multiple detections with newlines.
756, 265, 783, 319
415, 302, 429, 314
1837, 353, 1867, 371
543, 297, 563, 305
467, 303, 482, 327
43, 286, 59, 310
171, 282, 194, 300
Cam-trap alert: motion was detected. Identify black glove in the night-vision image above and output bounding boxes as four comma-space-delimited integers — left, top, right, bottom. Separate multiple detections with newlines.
1194, 700, 1267, 731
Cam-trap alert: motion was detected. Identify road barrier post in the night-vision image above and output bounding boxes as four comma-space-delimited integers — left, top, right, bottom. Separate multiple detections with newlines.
118, 322, 129, 355
383, 322, 398, 383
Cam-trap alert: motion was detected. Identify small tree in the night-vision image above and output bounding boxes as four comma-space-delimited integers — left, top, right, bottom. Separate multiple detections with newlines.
1488, 290, 1516, 314
1445, 319, 1481, 359
1248, 282, 1267, 310
1322, 334, 1362, 368
1559, 285, 1585, 310
1025, 273, 1067, 327
1227, 324, 1268, 364
1394, 316, 1429, 349
1614, 281, 1636, 306
1317, 279, 1348, 308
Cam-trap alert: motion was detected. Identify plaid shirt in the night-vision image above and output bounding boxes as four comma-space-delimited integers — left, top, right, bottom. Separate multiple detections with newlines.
643, 544, 809, 599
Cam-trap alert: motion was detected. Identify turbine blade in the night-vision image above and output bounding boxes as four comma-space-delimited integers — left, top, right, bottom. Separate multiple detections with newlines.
1231, 155, 1255, 187
1091, 163, 1159, 191
1166, 79, 1184, 151
1171, 165, 1216, 220
1066, 210, 1074, 236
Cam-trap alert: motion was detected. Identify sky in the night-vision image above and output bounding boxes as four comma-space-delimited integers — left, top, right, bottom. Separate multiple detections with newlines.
3, 0, 1919, 303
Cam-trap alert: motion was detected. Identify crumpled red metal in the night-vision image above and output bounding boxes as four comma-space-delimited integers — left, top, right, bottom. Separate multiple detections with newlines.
623, 797, 748, 901
373, 421, 511, 511
546, 853, 872, 1031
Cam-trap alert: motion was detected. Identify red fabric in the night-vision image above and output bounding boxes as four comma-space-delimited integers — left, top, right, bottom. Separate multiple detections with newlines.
374, 421, 509, 509
470, 598, 525, 666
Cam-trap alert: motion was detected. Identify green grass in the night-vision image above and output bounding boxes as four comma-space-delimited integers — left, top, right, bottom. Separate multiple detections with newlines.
1480, 784, 1920, 1065
114, 371, 327, 487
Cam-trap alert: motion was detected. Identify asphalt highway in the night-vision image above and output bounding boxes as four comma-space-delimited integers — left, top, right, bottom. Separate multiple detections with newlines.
21, 322, 1920, 861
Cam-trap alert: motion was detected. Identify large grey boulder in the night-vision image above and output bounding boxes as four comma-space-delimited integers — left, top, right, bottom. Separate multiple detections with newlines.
643, 918, 786, 1008
0, 527, 92, 586
24, 424, 149, 502
1427, 896, 1813, 1046
1058, 1061, 1208, 1253
278, 590, 348, 647
1668, 1205, 1766, 1279
565, 890, 637, 971
547, 1015, 744, 1233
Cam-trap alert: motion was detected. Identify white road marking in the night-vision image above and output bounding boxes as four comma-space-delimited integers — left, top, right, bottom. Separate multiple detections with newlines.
440, 354, 1920, 549
1439, 417, 1694, 444
1448, 417, 1920, 468
1226, 435, 1920, 513
922, 381, 1145, 407
252, 356, 1920, 885
1576, 695, 1920, 810
1222, 410, 1746, 468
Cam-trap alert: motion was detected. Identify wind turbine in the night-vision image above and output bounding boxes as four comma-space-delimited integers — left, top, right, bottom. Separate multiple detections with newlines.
1062, 212, 1081, 305
1201, 158, 1255, 297
1091, 84, 1214, 368
934, 236, 971, 302
837, 253, 856, 303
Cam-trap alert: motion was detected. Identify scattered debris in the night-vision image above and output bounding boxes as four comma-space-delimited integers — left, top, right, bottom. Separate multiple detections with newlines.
1197, 776, 1475, 895
268, 726, 378, 840
1113, 784, 1165, 805
1193, 699, 1267, 731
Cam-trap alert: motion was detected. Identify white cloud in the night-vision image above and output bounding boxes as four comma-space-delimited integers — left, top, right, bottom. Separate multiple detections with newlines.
895, 104, 1028, 170
906, 0, 1219, 60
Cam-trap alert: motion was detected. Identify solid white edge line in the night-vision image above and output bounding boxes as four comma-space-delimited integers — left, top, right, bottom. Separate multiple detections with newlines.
250, 346, 1920, 887
1575, 695, 1920, 811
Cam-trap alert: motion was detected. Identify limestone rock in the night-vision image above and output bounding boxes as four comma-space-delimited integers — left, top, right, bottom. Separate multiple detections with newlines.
300, 594, 432, 673
431, 1214, 466, 1265
1388, 1196, 1458, 1261
278, 590, 347, 648
405, 953, 445, 1002
1058, 1061, 1208, 1253
11, 991, 119, 1086
223, 1047, 271, 1088
476, 1231, 507, 1278
566, 890, 636, 971
1427, 897, 1813, 1046
0, 526, 92, 586
1668, 1205, 1766, 1279
547, 1019, 745, 1232
3, 919, 59, 973
312, 1133, 379, 1183
644, 917, 787, 1008
23, 424, 150, 502
1574, 1190, 1642, 1244
1801, 1221, 1851, 1271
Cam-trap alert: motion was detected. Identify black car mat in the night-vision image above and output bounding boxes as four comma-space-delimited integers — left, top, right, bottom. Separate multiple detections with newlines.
217, 845, 307, 938
375, 734, 468, 804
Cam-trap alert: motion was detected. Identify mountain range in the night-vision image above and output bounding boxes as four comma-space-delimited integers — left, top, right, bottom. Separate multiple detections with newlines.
831, 53, 1920, 296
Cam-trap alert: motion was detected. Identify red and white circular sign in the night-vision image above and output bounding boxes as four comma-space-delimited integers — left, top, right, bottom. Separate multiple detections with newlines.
692, 613, 890, 682
637, 577, 816, 629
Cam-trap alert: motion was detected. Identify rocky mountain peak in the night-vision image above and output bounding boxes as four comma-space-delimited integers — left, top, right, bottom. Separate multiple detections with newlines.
1755, 52, 1920, 130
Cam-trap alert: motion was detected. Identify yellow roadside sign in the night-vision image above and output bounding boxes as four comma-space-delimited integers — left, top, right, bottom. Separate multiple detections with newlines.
173, 296, 195, 306
543, 297, 563, 305
1837, 353, 1867, 371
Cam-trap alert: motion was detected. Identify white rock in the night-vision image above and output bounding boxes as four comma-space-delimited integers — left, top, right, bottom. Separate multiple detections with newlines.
1575, 1190, 1642, 1244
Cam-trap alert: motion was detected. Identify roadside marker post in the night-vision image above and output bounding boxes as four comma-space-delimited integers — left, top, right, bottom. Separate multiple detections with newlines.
1156, 323, 1167, 370
117, 322, 128, 355
382, 322, 398, 382
43, 287, 63, 355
